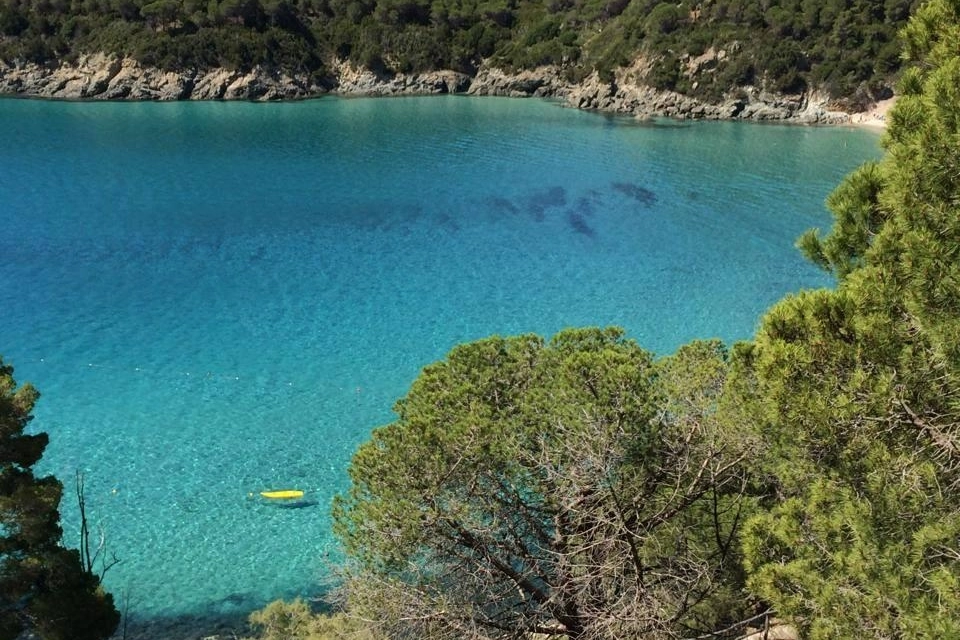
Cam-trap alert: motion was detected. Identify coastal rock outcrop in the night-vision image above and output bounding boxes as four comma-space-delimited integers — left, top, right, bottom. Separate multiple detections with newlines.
0, 53, 855, 124
331, 59, 471, 95
564, 66, 850, 124
0, 53, 318, 101
467, 66, 572, 98
463, 61, 851, 124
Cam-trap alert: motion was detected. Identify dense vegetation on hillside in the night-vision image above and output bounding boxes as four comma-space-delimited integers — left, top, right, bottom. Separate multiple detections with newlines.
4, 0, 959, 637
0, 0, 918, 101
741, 0, 960, 633
239, 1, 960, 638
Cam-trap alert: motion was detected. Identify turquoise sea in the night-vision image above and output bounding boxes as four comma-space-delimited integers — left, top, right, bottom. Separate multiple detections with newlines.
0, 95, 880, 631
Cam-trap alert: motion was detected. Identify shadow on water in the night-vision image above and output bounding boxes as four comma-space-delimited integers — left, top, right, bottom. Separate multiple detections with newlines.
117, 589, 337, 639
117, 608, 250, 640
275, 499, 320, 509
597, 112, 693, 129
643, 119, 694, 129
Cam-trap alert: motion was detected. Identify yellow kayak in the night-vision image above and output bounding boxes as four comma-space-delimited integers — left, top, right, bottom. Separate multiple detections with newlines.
260, 489, 305, 500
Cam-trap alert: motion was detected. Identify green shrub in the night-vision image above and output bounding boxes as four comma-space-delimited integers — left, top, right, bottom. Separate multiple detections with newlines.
244, 599, 381, 640
0, 0, 912, 101
646, 51, 680, 90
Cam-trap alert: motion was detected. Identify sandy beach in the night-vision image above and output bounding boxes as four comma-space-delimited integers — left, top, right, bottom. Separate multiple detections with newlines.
850, 96, 896, 128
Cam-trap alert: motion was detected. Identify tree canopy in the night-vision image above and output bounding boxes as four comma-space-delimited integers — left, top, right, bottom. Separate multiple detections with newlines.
2, 0, 955, 637
734, 0, 960, 636
333, 328, 756, 639
320, 4, 960, 640
0, 0, 916, 103
0, 358, 120, 640
236, 2, 960, 640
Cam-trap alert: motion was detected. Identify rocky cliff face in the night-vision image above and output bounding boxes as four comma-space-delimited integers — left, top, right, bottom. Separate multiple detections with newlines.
467, 64, 851, 124
0, 53, 853, 124
0, 53, 317, 100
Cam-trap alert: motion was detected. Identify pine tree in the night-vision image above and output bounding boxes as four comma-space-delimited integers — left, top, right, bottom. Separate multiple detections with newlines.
334, 329, 754, 640
0, 357, 119, 640
736, 1, 960, 637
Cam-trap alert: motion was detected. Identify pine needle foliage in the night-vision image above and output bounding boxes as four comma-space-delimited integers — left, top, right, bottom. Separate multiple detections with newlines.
332, 329, 755, 640
735, 1, 960, 637
0, 358, 120, 640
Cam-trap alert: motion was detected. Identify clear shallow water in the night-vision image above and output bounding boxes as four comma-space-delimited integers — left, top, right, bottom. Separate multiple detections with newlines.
0, 96, 879, 622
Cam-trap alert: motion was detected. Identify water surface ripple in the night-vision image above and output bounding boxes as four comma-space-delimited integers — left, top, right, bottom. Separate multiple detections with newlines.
0, 96, 880, 622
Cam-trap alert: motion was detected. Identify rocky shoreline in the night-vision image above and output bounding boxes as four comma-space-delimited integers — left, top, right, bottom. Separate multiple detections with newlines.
0, 53, 858, 124
0, 51, 868, 640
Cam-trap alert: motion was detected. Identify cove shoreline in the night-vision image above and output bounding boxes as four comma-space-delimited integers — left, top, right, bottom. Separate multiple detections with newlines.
1, 58, 886, 640
0, 53, 889, 128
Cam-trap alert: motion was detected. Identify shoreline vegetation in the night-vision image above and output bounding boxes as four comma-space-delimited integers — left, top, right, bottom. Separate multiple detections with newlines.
11, 0, 960, 640
0, 53, 890, 126
0, 0, 911, 126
